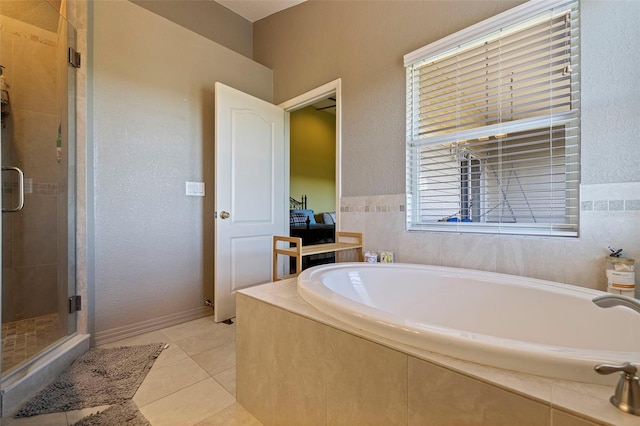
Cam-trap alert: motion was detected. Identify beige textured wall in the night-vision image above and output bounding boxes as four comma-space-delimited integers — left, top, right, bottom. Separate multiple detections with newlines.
91, 0, 272, 339
254, 0, 640, 196
254, 0, 523, 196
254, 0, 640, 290
580, 0, 640, 184
290, 106, 336, 213
131, 0, 253, 59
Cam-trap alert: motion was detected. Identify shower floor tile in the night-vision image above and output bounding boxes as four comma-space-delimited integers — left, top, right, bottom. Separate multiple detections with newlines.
1, 313, 64, 374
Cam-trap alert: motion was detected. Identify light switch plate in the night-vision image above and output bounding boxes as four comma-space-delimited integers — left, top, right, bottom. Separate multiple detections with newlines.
186, 181, 205, 196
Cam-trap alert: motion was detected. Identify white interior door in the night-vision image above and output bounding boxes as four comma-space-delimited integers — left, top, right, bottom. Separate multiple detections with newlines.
214, 82, 287, 322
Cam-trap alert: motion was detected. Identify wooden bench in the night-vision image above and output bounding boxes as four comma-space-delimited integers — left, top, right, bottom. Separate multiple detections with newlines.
272, 232, 363, 281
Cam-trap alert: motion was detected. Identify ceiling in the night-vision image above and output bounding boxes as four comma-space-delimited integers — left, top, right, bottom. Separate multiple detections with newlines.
214, 0, 305, 22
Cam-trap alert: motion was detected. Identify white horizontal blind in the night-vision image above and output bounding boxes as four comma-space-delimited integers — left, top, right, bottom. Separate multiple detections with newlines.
405, 0, 580, 236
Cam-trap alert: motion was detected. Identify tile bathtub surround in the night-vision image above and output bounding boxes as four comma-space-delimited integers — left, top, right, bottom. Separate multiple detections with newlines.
237, 280, 640, 426
340, 183, 640, 291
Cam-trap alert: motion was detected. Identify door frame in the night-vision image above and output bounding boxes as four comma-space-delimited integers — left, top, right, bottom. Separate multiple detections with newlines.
279, 78, 342, 230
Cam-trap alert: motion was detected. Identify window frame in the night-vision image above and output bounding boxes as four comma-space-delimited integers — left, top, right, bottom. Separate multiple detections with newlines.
404, 0, 580, 237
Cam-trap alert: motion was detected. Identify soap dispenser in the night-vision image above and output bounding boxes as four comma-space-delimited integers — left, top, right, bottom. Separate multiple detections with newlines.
606, 246, 635, 298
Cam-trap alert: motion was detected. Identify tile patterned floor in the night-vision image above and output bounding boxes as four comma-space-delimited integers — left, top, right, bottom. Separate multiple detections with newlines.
1, 313, 64, 374
3, 316, 262, 426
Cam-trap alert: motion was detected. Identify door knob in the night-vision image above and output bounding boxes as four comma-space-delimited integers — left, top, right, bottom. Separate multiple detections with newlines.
220, 211, 230, 219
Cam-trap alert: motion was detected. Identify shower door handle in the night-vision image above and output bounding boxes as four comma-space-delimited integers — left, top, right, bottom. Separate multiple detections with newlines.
2, 166, 25, 212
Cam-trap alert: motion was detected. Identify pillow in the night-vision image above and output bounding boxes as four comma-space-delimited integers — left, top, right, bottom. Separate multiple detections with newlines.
322, 212, 336, 225
290, 212, 308, 226
290, 209, 316, 225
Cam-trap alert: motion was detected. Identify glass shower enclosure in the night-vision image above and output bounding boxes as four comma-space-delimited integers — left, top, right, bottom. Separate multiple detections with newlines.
0, 0, 76, 378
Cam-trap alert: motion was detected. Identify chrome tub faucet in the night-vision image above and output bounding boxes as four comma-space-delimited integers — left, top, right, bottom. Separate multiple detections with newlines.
593, 294, 640, 415
592, 294, 640, 314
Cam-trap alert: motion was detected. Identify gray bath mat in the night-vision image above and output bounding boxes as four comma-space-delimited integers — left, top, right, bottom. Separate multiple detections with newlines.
72, 401, 150, 426
15, 343, 165, 418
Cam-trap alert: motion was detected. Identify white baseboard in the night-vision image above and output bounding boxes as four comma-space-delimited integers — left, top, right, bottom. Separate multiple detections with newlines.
94, 306, 212, 346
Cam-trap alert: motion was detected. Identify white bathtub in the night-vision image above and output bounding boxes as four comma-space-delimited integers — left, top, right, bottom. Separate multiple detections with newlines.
297, 263, 640, 385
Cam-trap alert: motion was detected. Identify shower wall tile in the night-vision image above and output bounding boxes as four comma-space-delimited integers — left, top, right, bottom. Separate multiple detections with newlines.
13, 109, 58, 183
11, 264, 57, 319
408, 357, 550, 425
2, 216, 14, 264
9, 25, 57, 116
13, 196, 58, 267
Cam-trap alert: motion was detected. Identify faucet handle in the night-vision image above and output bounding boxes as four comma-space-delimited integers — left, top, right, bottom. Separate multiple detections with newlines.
595, 362, 637, 377
595, 362, 640, 416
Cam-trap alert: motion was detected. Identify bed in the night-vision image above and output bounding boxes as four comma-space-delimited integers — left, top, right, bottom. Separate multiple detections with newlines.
289, 196, 336, 268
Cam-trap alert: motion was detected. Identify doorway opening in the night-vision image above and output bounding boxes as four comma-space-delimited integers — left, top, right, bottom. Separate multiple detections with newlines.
280, 79, 342, 226
279, 79, 341, 269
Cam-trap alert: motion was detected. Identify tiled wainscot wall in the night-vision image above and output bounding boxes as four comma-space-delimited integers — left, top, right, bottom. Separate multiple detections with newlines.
339, 182, 640, 292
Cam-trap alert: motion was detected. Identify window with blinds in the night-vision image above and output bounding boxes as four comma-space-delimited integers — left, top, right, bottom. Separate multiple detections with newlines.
405, 0, 580, 236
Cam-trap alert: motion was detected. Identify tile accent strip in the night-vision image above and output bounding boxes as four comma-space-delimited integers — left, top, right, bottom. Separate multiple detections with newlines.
581, 199, 640, 211
580, 182, 640, 212
341, 204, 406, 213
3, 181, 59, 196
339, 191, 639, 213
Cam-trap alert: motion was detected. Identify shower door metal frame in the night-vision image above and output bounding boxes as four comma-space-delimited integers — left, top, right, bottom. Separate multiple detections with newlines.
0, 0, 78, 379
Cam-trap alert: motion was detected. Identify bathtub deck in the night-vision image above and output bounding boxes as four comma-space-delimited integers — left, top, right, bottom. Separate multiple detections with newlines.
238, 279, 640, 426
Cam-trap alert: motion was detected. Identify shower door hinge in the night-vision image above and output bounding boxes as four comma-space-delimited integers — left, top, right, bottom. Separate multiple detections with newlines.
68, 48, 81, 68
69, 295, 82, 313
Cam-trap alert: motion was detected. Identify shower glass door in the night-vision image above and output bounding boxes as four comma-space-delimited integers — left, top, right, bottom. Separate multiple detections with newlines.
0, 0, 76, 376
